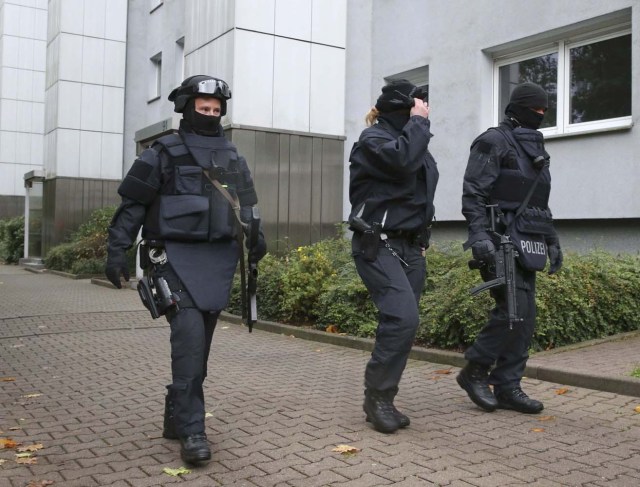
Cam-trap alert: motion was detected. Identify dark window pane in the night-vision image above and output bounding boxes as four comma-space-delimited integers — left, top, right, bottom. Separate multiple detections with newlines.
499, 53, 558, 128
570, 34, 631, 124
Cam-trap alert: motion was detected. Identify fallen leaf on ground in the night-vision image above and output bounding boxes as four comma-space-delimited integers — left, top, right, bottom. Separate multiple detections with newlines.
205, 412, 213, 418
163, 466, 191, 477
0, 377, 16, 382
537, 415, 556, 422
434, 369, 453, 375
26, 481, 54, 487
221, 326, 229, 330
0, 438, 19, 449
17, 443, 43, 453
555, 388, 569, 395
634, 406, 640, 413
8, 427, 21, 431
22, 393, 42, 399
325, 325, 339, 333
331, 444, 361, 454
530, 428, 545, 433
16, 457, 37, 464
15, 452, 32, 458
0, 459, 5, 465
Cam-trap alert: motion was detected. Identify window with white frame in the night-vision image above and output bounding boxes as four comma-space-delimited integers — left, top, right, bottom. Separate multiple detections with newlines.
149, 52, 162, 102
495, 28, 631, 136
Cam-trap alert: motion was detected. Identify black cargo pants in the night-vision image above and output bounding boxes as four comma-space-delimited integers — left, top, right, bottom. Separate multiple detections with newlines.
156, 262, 219, 438
352, 233, 426, 392
464, 264, 537, 394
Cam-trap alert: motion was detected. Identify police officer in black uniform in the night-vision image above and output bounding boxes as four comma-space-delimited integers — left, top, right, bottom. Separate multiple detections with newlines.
105, 75, 266, 464
457, 82, 562, 414
348, 79, 439, 433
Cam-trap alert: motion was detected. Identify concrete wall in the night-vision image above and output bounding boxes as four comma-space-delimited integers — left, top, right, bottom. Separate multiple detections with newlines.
344, 0, 639, 251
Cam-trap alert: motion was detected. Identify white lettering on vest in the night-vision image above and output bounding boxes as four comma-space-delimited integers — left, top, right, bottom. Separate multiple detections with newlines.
520, 240, 546, 255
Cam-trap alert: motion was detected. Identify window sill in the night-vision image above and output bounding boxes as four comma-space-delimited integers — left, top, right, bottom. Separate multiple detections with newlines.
147, 96, 161, 104
542, 119, 633, 140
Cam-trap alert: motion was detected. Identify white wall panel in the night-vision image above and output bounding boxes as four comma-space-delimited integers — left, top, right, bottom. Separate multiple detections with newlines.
79, 130, 101, 178
0, 163, 16, 193
18, 37, 34, 69
0, 99, 17, 130
102, 87, 124, 133
32, 71, 45, 102
17, 69, 32, 100
34, 7, 47, 40
232, 30, 273, 127
81, 37, 104, 84
18, 3, 35, 38
15, 132, 31, 165
59, 0, 83, 35
311, 0, 346, 47
33, 39, 45, 70
103, 40, 126, 87
80, 83, 103, 131
57, 81, 80, 129
55, 128, 80, 177
45, 34, 58, 88
309, 44, 344, 135
44, 131, 56, 174
83, 0, 105, 38
273, 37, 310, 132
2, 67, 18, 98
0, 132, 17, 163
275, 0, 311, 41
100, 132, 122, 179
104, 0, 127, 41
30, 132, 43, 164
185, 32, 234, 92
235, 0, 274, 34
31, 102, 44, 134
2, 35, 19, 68
15, 100, 32, 131
3, 3, 21, 36
58, 33, 82, 81
186, 0, 234, 53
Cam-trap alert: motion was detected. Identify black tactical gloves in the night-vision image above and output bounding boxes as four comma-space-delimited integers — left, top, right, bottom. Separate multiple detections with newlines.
547, 241, 563, 275
471, 239, 496, 267
248, 235, 267, 263
105, 252, 130, 289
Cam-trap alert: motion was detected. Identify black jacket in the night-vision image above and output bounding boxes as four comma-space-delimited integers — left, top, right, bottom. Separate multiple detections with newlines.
349, 115, 439, 232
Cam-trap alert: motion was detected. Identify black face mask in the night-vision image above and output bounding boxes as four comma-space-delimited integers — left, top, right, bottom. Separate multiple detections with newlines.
378, 111, 410, 132
506, 103, 544, 130
183, 106, 222, 136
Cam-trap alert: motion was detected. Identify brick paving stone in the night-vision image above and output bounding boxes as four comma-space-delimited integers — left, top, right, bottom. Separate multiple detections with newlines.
1, 266, 640, 486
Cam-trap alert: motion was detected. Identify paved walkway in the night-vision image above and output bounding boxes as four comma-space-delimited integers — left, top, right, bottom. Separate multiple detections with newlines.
1, 265, 639, 486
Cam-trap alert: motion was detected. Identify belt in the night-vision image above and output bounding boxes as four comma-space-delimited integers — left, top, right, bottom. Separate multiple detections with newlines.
383, 230, 419, 241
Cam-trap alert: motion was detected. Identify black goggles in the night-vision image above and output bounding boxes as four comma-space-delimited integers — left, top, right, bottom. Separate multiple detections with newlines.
195, 79, 231, 99
408, 86, 428, 101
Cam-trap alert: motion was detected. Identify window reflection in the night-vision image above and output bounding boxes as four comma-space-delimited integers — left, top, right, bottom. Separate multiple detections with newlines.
570, 34, 631, 123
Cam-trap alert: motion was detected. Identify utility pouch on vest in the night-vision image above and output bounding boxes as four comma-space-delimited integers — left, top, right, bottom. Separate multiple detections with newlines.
515, 207, 554, 235
505, 211, 548, 272
361, 223, 382, 262
158, 194, 209, 241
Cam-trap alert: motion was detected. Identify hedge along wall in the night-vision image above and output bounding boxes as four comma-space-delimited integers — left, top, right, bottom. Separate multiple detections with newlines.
229, 236, 640, 353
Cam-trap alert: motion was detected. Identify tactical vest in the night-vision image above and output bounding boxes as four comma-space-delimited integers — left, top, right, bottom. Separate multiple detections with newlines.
488, 127, 551, 213
143, 133, 242, 242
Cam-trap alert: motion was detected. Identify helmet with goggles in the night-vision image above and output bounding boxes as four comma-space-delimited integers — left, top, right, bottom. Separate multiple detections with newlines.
168, 75, 232, 115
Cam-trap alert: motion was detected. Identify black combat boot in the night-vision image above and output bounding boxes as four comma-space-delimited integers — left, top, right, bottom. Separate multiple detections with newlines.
363, 389, 401, 433
180, 433, 211, 464
495, 387, 544, 414
162, 393, 178, 440
456, 362, 498, 412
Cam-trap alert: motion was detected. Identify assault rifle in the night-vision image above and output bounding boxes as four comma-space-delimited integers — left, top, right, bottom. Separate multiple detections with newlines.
469, 205, 523, 329
245, 207, 261, 333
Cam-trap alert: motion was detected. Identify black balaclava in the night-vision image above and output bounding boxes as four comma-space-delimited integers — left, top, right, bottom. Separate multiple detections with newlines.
505, 82, 548, 130
375, 79, 418, 131
181, 98, 222, 136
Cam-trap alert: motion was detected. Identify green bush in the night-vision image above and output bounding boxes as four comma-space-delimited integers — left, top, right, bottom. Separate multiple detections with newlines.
0, 216, 25, 264
45, 205, 135, 275
229, 236, 640, 352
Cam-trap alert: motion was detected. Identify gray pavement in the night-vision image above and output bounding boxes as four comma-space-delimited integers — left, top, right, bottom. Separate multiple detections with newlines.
1, 265, 640, 486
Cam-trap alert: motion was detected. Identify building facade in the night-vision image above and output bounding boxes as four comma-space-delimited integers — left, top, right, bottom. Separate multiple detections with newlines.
0, 0, 637, 257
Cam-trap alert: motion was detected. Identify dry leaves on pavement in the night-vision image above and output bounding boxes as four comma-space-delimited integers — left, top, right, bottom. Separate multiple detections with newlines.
331, 444, 361, 455
434, 369, 453, 375
16, 457, 37, 465
17, 443, 44, 453
537, 415, 556, 422
634, 406, 640, 413
530, 428, 545, 433
555, 387, 569, 395
26, 481, 54, 487
0, 438, 19, 449
325, 325, 339, 333
0, 377, 16, 382
163, 466, 191, 477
